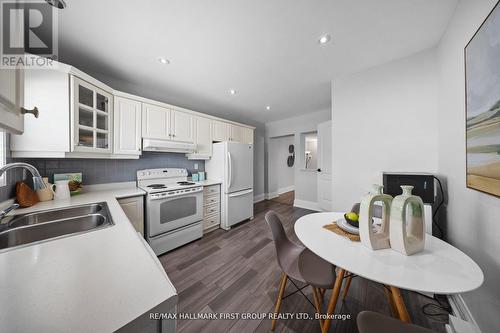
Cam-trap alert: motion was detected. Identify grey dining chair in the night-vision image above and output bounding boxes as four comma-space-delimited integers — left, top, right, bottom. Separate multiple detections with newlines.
265, 210, 352, 331
357, 311, 436, 333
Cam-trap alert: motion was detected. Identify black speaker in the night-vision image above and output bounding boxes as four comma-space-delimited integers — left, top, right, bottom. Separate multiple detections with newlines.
382, 173, 435, 204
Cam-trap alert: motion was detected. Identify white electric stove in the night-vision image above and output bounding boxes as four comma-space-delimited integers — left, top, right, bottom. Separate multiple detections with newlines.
137, 168, 203, 255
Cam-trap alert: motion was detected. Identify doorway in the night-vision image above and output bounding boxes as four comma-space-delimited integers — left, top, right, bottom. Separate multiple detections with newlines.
268, 134, 295, 206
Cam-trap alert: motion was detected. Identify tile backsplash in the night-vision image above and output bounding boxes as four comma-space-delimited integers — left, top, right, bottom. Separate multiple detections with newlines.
0, 134, 24, 202
0, 135, 205, 202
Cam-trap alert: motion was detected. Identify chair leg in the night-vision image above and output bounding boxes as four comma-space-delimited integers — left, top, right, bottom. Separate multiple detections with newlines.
311, 287, 324, 330
322, 269, 345, 333
342, 275, 353, 301
319, 288, 326, 303
389, 286, 411, 323
384, 285, 399, 318
271, 272, 288, 331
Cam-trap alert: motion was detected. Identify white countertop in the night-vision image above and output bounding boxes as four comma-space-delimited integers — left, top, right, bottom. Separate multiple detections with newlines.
295, 212, 484, 294
197, 179, 222, 186
0, 186, 178, 333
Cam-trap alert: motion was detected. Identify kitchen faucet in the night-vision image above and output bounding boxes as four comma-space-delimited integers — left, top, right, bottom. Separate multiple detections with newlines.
0, 162, 47, 191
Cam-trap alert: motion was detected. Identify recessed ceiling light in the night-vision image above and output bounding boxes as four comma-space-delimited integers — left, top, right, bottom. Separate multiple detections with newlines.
158, 57, 170, 65
266, 106, 271, 110
318, 34, 331, 45
229, 89, 237, 95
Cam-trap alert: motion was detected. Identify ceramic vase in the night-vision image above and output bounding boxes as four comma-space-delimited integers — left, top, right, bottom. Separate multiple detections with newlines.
389, 185, 425, 256
359, 184, 393, 250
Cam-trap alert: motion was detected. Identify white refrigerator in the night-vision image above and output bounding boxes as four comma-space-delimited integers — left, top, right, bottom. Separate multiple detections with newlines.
205, 141, 254, 230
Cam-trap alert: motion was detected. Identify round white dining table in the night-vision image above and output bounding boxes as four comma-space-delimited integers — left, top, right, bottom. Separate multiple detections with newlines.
294, 212, 483, 333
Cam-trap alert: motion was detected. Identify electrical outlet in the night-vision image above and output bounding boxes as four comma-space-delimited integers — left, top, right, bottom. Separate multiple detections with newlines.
194, 163, 198, 170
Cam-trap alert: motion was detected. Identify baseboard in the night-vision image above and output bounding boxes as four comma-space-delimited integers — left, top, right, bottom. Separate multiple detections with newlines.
447, 294, 481, 333
265, 192, 278, 200
277, 186, 295, 194
253, 193, 265, 203
293, 199, 320, 211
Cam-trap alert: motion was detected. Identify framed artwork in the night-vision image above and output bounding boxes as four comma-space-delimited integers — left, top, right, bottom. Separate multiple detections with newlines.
465, 1, 500, 196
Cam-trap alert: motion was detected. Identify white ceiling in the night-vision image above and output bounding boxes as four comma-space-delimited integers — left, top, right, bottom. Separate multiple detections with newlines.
58, 0, 457, 127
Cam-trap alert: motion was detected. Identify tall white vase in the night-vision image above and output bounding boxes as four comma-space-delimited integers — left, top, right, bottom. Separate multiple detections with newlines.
359, 184, 393, 250
389, 185, 425, 256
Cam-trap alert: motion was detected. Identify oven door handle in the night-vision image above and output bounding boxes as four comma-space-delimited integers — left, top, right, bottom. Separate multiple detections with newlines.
227, 151, 233, 190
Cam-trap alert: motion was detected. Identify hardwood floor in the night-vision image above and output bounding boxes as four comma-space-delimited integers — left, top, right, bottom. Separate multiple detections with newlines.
270, 191, 295, 206
159, 200, 448, 333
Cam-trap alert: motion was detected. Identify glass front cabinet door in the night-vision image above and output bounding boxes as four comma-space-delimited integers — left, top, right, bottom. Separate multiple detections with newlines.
72, 76, 113, 153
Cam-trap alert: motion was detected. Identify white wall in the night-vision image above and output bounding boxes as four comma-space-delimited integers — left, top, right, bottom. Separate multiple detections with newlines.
331, 49, 439, 210
269, 135, 295, 194
266, 109, 331, 209
253, 130, 266, 202
437, 1, 500, 331
331, 1, 500, 331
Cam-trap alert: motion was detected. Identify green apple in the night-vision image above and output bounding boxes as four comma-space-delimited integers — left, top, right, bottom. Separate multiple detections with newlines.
346, 212, 359, 221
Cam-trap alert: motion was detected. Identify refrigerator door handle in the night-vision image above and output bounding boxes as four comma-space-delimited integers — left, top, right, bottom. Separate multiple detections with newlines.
227, 151, 233, 189
228, 189, 253, 198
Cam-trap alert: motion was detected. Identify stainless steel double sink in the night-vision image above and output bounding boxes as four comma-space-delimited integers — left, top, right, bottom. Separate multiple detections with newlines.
0, 202, 114, 252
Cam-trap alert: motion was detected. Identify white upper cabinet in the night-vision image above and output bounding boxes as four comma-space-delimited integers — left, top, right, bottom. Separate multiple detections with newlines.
171, 110, 194, 143
72, 77, 113, 154
10, 59, 254, 158
0, 68, 25, 134
229, 124, 244, 143
142, 103, 171, 140
114, 97, 142, 155
187, 116, 212, 159
212, 120, 229, 142
142, 104, 194, 143
242, 127, 254, 144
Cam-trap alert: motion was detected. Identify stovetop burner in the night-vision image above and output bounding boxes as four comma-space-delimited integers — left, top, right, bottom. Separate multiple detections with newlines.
177, 181, 195, 186
147, 184, 167, 189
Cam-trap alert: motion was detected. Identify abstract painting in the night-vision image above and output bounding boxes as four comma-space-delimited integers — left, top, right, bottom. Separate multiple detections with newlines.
465, 1, 500, 196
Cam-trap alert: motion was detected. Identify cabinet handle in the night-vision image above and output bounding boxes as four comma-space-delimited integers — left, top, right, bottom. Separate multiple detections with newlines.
21, 106, 39, 118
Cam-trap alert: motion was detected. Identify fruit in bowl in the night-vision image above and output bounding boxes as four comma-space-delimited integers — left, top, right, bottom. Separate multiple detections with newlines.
344, 212, 359, 228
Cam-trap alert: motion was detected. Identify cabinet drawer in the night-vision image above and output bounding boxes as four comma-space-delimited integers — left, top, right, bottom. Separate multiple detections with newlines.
204, 203, 220, 217
204, 193, 220, 206
204, 185, 220, 195
203, 213, 220, 229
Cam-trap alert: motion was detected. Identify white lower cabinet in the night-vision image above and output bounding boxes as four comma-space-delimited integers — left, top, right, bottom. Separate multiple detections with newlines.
118, 196, 145, 236
203, 185, 221, 232
114, 97, 142, 155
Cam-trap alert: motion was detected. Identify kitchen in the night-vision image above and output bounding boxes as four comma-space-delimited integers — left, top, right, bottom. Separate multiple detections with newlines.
0, 1, 497, 333
0, 45, 256, 332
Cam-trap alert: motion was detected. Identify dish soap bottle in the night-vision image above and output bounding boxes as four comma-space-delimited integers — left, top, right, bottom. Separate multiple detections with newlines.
359, 184, 393, 250
389, 185, 425, 255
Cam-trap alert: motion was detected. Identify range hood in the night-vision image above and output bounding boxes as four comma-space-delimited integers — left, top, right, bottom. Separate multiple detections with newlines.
142, 139, 196, 153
